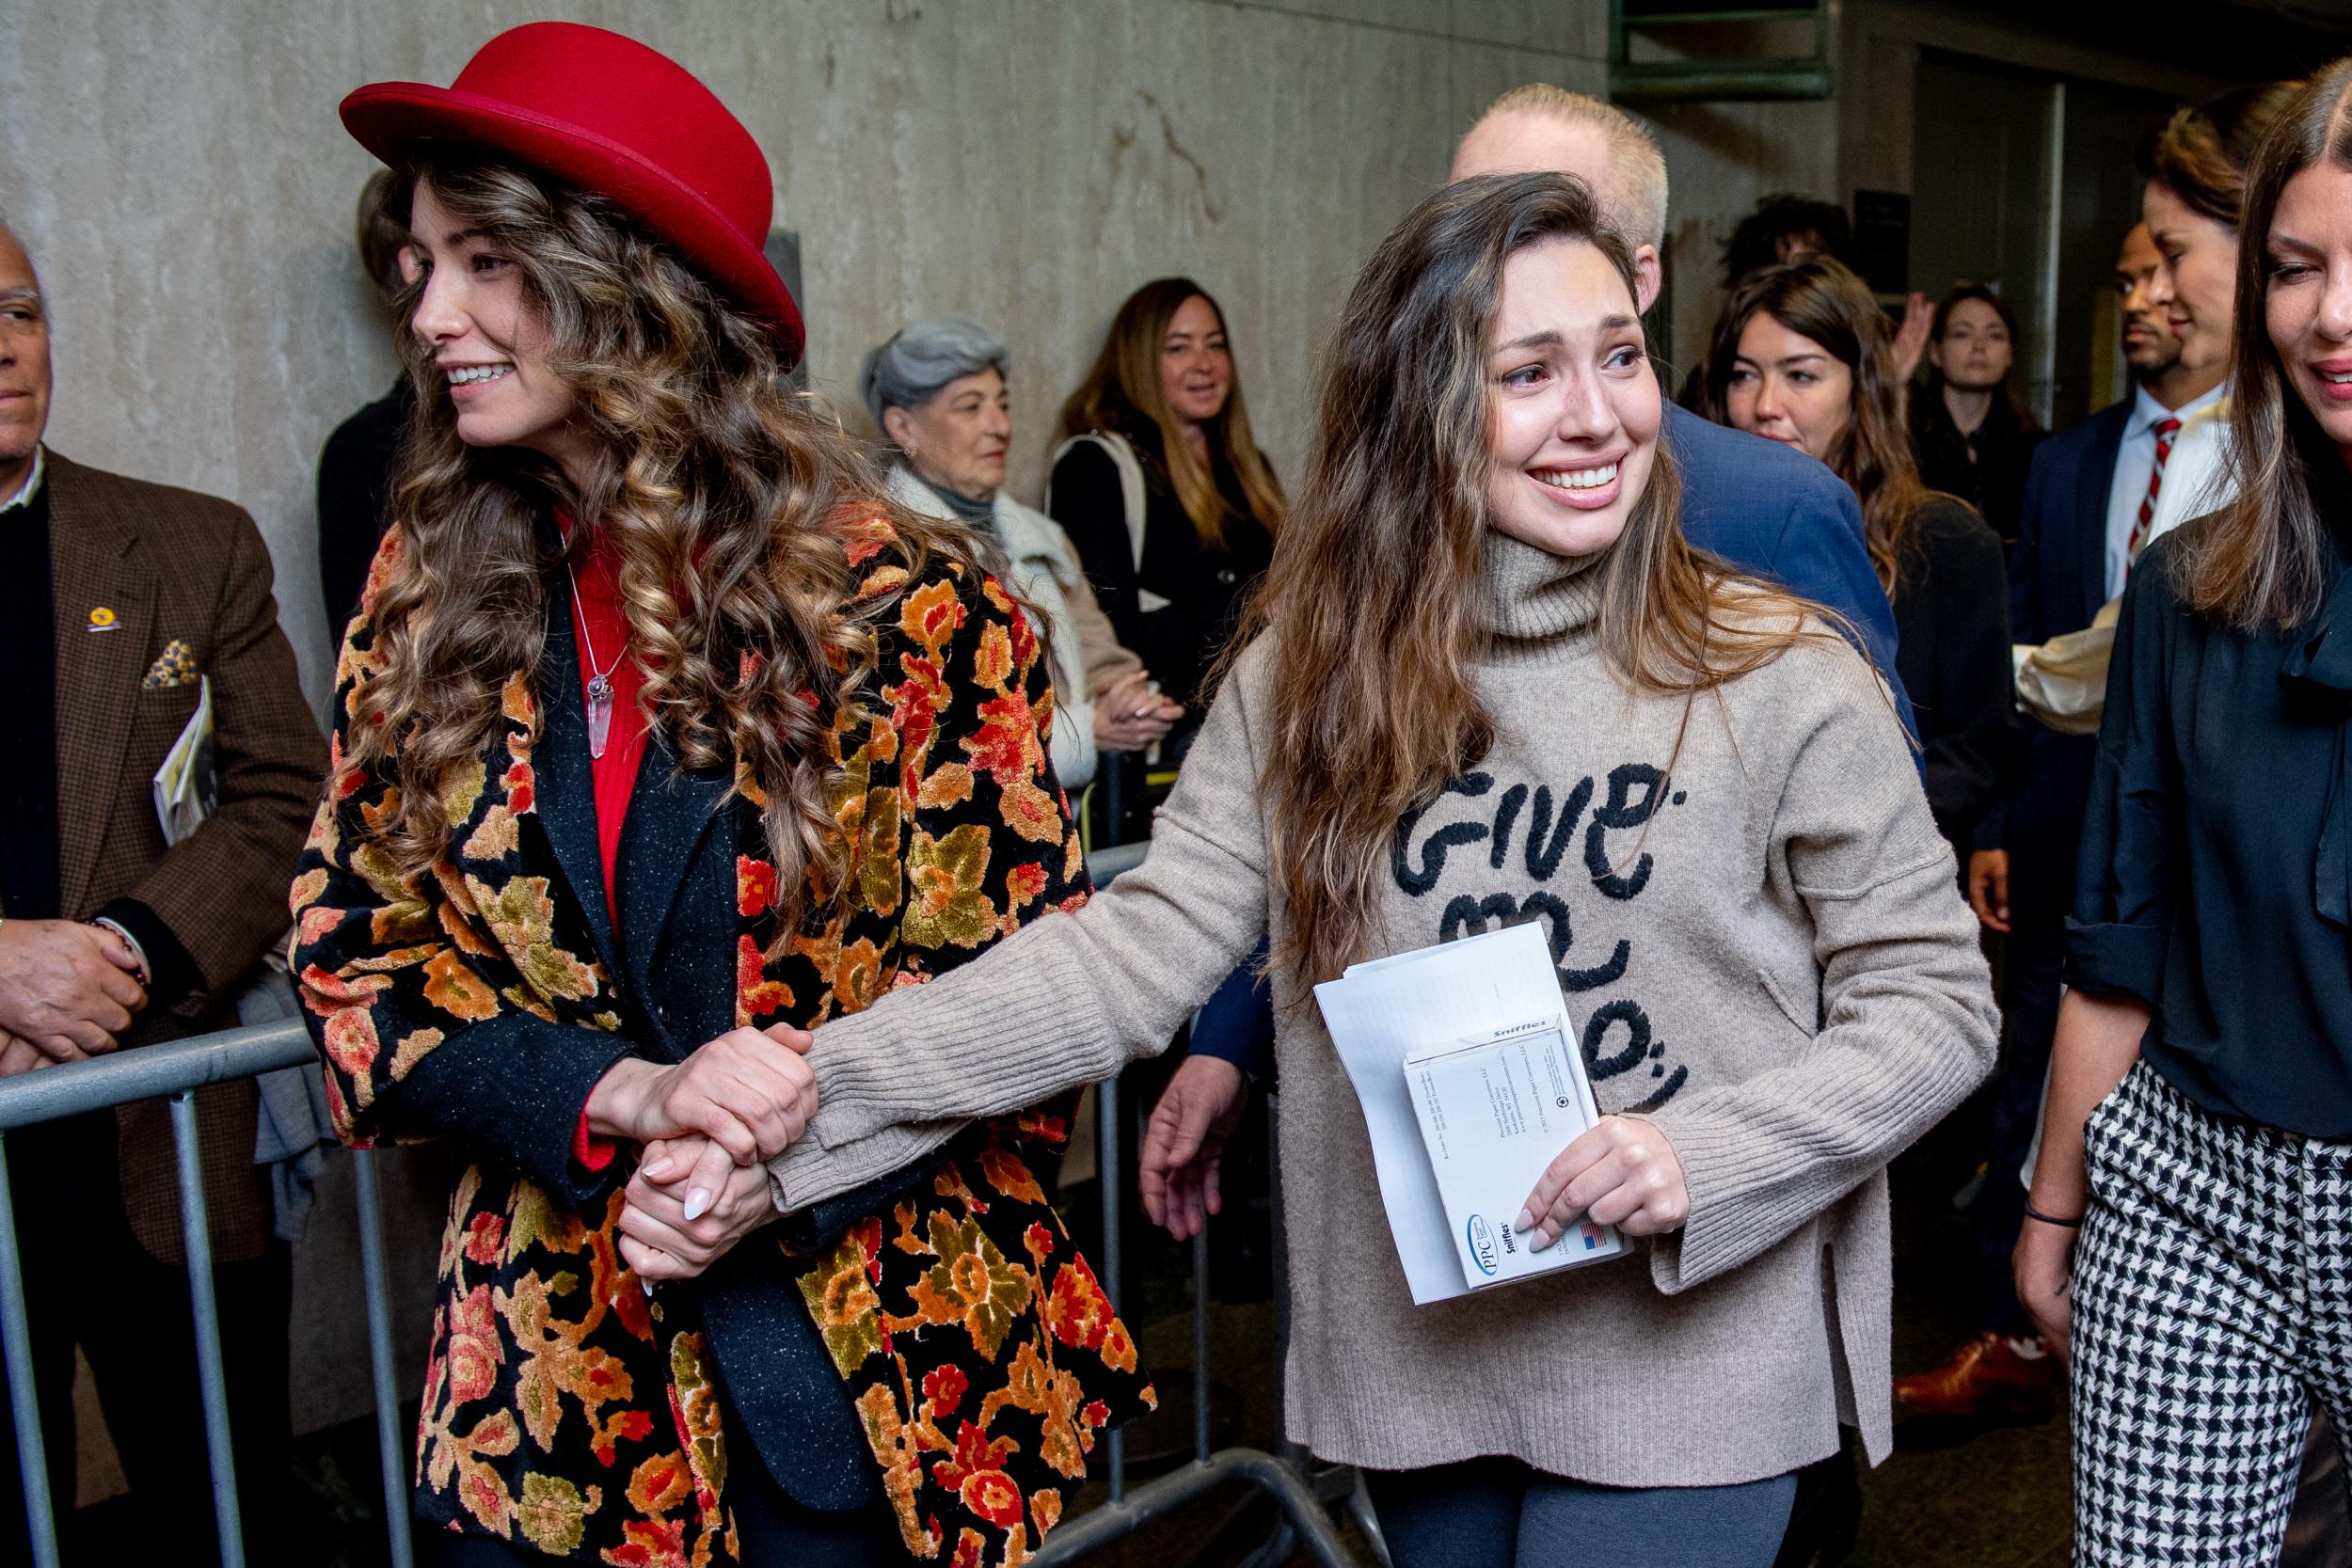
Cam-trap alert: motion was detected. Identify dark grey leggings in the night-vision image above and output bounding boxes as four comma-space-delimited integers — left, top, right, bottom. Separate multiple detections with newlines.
1364, 1457, 1798, 1568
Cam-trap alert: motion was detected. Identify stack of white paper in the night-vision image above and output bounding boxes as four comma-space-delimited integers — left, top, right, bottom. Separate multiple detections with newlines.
1312, 922, 1626, 1303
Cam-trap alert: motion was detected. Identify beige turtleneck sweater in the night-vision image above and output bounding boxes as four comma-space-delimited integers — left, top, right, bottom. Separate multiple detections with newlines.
771, 531, 1996, 1483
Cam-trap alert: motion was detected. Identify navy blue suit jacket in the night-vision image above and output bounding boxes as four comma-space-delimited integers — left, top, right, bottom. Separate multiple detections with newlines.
1661, 403, 1907, 733
1979, 399, 2132, 917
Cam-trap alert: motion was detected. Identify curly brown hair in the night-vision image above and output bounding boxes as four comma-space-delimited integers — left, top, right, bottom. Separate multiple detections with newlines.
346, 155, 977, 933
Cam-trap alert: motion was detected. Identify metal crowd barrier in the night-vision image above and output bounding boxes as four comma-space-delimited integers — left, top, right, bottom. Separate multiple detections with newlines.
0, 836, 1364, 1568
1027, 1072, 1362, 1568
1035, 839, 1367, 1568
0, 1017, 410, 1568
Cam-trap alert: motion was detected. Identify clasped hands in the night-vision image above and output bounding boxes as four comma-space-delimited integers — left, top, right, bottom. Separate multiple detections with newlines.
1092, 670, 1184, 753
1137, 1054, 1690, 1246
586, 1022, 817, 1282
0, 918, 150, 1077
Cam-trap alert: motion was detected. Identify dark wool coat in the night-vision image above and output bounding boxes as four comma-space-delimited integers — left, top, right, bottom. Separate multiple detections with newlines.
292, 510, 1152, 1565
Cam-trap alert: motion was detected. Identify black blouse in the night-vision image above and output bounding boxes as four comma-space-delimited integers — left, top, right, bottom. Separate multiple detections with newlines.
1892, 498, 2017, 857
1911, 388, 2043, 547
1047, 430, 1276, 725
2066, 498, 2352, 1136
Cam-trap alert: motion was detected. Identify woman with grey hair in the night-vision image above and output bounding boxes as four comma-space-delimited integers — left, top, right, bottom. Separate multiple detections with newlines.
863, 316, 1181, 790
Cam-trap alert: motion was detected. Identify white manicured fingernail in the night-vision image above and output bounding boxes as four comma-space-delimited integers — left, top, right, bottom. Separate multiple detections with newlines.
642, 1278, 655, 1296
1514, 1207, 1534, 1233
643, 1157, 674, 1180
684, 1188, 712, 1221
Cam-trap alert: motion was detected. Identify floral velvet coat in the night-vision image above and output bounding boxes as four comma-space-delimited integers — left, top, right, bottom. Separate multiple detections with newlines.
291, 511, 1153, 1567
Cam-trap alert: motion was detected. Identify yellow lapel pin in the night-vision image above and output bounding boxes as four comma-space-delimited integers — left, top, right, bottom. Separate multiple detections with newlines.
87, 606, 119, 632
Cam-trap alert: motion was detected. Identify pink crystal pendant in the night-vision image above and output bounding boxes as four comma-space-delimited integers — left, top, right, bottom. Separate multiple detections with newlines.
585, 673, 613, 760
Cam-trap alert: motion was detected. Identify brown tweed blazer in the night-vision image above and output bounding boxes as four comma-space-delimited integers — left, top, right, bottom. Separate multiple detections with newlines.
44, 450, 326, 1264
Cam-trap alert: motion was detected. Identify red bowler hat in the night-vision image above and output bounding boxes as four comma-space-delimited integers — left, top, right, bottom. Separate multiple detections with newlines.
340, 22, 804, 364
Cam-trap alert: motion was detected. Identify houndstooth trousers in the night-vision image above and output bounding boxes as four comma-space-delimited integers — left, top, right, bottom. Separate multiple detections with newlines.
2073, 1060, 2352, 1564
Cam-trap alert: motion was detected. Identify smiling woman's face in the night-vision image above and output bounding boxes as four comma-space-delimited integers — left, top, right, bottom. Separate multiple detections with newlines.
1481, 235, 1660, 559
2265, 161, 2352, 454
2143, 177, 2241, 380
405, 180, 586, 476
1159, 294, 1233, 427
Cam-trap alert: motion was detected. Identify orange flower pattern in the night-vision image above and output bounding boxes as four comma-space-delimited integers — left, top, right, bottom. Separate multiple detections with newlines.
292, 515, 1151, 1563
795, 1142, 1162, 1560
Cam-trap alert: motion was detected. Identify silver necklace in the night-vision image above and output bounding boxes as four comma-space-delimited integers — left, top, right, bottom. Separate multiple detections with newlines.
565, 559, 620, 760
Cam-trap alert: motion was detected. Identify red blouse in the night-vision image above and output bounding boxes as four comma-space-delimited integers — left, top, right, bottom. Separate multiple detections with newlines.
564, 523, 651, 1174
564, 524, 652, 927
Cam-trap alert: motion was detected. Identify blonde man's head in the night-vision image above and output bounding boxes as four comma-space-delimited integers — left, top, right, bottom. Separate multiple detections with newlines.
1452, 86, 1671, 310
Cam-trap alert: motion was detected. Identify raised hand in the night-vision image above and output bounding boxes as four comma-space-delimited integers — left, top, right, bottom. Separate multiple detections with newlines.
1891, 291, 1934, 387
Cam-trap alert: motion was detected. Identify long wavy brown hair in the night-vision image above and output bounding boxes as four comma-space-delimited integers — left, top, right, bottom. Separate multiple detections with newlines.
2183, 59, 2352, 630
1705, 257, 1937, 596
347, 156, 975, 930
1056, 277, 1286, 547
1254, 172, 1837, 985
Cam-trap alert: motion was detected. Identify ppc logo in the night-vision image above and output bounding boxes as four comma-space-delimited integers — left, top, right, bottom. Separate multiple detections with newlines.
1466, 1214, 1500, 1276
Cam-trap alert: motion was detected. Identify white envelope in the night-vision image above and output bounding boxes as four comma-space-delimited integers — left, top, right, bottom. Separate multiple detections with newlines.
1313, 922, 1625, 1303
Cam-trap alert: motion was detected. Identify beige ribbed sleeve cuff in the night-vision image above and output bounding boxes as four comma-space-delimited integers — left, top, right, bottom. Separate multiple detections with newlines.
767, 1119, 965, 1214
1645, 987, 1992, 1294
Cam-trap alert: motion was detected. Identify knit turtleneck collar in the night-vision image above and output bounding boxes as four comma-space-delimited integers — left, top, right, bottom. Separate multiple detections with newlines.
1474, 527, 1607, 652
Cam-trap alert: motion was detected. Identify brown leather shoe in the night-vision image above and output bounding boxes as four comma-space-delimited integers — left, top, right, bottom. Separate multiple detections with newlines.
1894, 1331, 2059, 1418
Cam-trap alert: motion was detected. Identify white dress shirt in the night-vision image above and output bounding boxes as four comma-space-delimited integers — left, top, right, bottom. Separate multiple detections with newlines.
2103, 382, 2231, 600
0, 446, 44, 515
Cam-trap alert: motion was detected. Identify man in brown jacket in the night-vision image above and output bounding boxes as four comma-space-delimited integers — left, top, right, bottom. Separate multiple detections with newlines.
0, 221, 324, 1561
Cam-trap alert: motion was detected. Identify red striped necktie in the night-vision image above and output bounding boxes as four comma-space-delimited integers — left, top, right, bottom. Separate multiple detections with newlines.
2126, 416, 2183, 566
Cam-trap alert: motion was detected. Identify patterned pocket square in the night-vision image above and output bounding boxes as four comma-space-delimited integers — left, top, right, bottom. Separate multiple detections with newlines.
142, 639, 200, 689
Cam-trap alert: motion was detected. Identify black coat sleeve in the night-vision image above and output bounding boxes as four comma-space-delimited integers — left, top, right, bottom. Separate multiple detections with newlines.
1916, 502, 2019, 848
1048, 444, 1143, 649
316, 409, 401, 636
2064, 541, 2179, 1006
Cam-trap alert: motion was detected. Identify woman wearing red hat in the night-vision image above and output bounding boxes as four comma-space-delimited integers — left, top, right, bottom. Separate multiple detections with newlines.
293, 24, 1151, 1566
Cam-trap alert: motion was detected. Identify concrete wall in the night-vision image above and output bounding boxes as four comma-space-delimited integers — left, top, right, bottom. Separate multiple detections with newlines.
2, 0, 1608, 1441
2, 0, 1612, 717
1648, 98, 1841, 380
